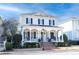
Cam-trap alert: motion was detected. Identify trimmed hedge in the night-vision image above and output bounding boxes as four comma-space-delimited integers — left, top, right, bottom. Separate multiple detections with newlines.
5, 42, 13, 50
70, 41, 79, 45
56, 42, 68, 47
23, 43, 40, 48
57, 34, 68, 47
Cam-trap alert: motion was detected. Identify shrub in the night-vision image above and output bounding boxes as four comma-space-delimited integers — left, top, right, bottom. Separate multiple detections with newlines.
56, 42, 67, 47
57, 34, 68, 47
71, 41, 79, 45
5, 42, 13, 50
23, 43, 40, 48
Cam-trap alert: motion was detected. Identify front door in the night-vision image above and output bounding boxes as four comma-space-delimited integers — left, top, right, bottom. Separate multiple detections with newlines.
41, 32, 47, 42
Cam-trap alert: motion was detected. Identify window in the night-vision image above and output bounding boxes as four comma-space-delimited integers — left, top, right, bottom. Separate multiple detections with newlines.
27, 32, 30, 40
50, 32, 56, 40
42, 19, 44, 25
34, 32, 36, 39
38, 19, 40, 25
31, 18, 33, 24
53, 20, 55, 25
49, 20, 51, 26
26, 18, 28, 24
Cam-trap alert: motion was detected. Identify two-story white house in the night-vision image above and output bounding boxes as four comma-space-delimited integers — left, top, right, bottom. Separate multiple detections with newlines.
19, 11, 64, 46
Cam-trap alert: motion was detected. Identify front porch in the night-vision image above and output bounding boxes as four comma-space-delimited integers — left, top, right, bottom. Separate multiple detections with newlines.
21, 25, 63, 46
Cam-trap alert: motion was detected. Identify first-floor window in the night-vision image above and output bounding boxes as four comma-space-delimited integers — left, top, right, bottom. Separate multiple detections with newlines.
50, 32, 56, 40
50, 32, 54, 39
34, 32, 36, 39
26, 18, 28, 24
27, 32, 30, 40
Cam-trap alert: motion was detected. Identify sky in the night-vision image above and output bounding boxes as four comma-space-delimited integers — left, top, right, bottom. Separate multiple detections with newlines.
0, 3, 79, 24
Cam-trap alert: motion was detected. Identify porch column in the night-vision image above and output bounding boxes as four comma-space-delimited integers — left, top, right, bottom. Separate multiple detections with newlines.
55, 30, 58, 42
57, 30, 59, 42
30, 28, 31, 42
39, 31, 41, 40
36, 31, 39, 42
48, 31, 50, 42
21, 26, 24, 46
48, 31, 50, 39
37, 30, 40, 42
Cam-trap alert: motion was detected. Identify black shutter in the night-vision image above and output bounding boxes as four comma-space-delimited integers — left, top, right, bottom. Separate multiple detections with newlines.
31, 18, 33, 24
26, 18, 28, 24
53, 20, 55, 25
38, 19, 40, 25
49, 20, 51, 26
27, 32, 30, 40
34, 32, 36, 39
42, 19, 44, 25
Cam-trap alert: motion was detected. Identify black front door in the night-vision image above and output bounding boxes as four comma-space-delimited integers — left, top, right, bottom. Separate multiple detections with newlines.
50, 32, 56, 40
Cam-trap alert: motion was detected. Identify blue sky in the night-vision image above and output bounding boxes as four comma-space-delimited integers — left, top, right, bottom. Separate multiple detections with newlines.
0, 3, 79, 24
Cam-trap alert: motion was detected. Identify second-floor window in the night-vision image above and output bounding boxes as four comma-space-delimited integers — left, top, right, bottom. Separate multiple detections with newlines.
26, 18, 28, 24
31, 18, 33, 24
38, 19, 40, 25
42, 19, 44, 25
49, 20, 51, 26
26, 18, 33, 24
53, 20, 55, 25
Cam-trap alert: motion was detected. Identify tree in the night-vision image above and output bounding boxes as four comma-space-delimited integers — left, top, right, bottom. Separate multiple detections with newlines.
13, 34, 22, 48
2, 18, 18, 42
60, 34, 68, 43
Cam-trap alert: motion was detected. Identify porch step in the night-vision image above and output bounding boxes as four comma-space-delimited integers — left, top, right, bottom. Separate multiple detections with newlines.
40, 42, 55, 50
